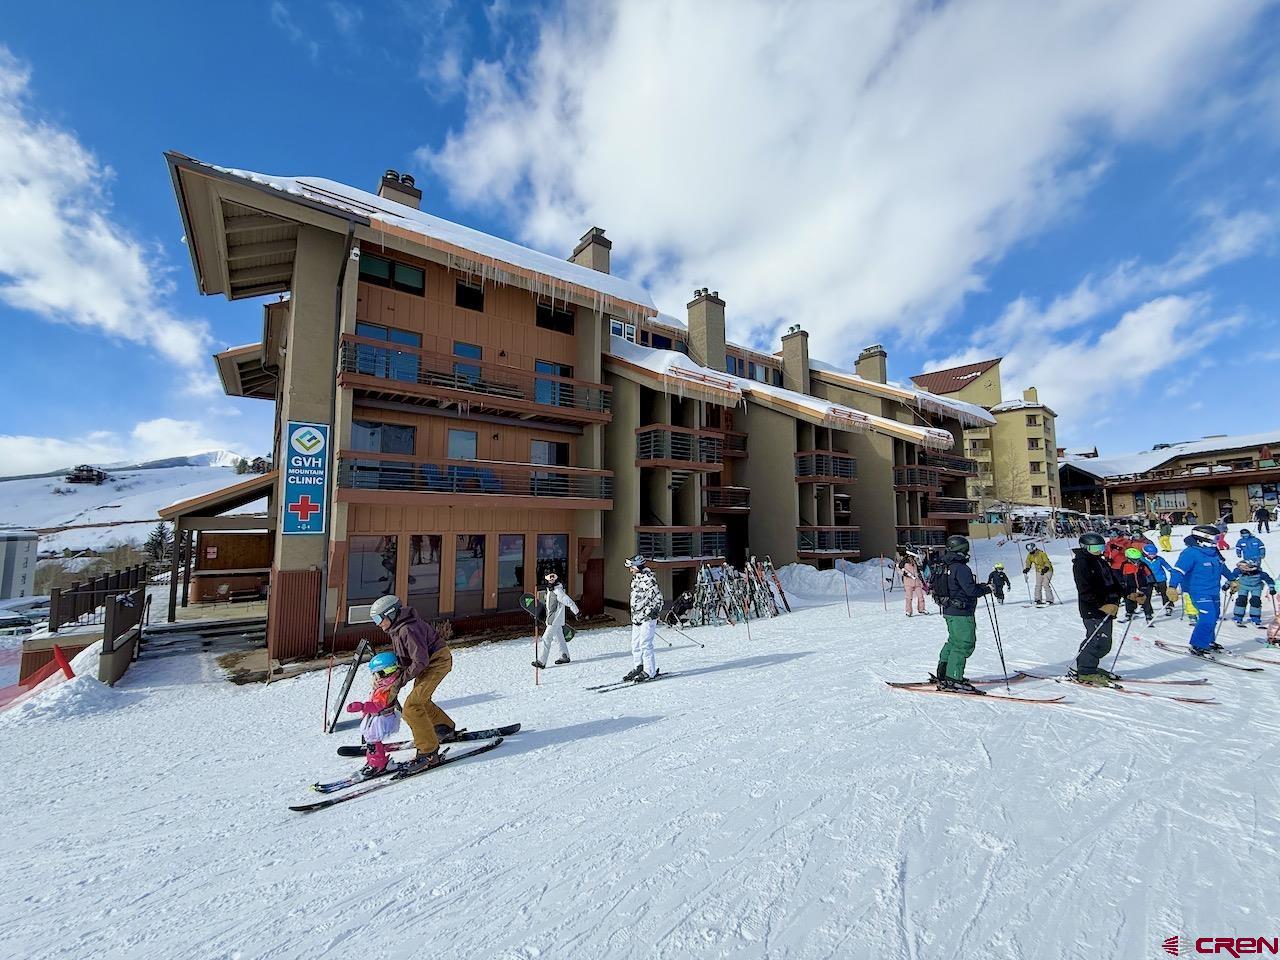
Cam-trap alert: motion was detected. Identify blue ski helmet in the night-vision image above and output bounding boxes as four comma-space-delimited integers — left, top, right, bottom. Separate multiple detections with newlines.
1141, 543, 1159, 556
368, 651, 400, 675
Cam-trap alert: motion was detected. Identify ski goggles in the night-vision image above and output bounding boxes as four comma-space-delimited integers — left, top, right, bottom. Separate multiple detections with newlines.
1086, 544, 1105, 555
374, 665, 401, 678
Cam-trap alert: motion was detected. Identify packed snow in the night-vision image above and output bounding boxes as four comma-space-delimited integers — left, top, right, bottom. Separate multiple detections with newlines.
3, 529, 1280, 959
0, 464, 263, 552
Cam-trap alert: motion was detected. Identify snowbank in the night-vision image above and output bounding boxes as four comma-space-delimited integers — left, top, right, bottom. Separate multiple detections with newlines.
0, 673, 123, 726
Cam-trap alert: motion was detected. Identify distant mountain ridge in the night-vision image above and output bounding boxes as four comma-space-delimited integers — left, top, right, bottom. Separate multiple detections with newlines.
1, 450, 251, 483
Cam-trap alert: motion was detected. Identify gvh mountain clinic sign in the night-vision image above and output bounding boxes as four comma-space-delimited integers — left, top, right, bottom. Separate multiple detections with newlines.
283, 421, 330, 535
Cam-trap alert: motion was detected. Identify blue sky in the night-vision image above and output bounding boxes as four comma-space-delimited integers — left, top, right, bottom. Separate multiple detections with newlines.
0, 0, 1277, 476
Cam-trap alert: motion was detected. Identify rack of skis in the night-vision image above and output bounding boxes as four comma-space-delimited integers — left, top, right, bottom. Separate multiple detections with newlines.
666, 556, 793, 628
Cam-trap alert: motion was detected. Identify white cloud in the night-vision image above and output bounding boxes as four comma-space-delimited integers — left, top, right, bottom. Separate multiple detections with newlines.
0, 418, 243, 477
0, 47, 213, 370
271, 2, 320, 60
328, 2, 363, 34
422, 0, 1270, 356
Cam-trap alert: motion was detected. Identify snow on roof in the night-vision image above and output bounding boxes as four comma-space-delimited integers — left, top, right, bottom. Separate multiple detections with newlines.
209, 164, 656, 314
1064, 430, 1280, 479
910, 358, 1001, 395
607, 338, 955, 449
809, 358, 995, 427
990, 398, 1056, 415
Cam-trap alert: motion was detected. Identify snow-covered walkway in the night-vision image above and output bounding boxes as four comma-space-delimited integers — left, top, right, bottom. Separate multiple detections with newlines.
2, 529, 1279, 959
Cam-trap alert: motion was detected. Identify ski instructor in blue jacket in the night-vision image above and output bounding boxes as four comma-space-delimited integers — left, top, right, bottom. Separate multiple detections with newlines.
1168, 524, 1240, 655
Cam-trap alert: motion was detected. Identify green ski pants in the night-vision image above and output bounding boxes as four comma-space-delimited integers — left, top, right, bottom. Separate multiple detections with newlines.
937, 615, 978, 681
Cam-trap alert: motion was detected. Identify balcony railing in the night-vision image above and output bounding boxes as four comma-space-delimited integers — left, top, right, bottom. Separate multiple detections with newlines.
336, 454, 613, 502
636, 526, 727, 563
926, 496, 980, 519
893, 466, 942, 490
796, 526, 861, 555
338, 335, 611, 422
919, 452, 978, 475
704, 486, 751, 513
635, 426, 724, 468
897, 525, 948, 548
795, 450, 857, 483
720, 431, 748, 458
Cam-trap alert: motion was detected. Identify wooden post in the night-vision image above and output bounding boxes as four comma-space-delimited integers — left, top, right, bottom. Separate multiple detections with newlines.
49, 586, 62, 633
180, 529, 193, 609
168, 519, 182, 622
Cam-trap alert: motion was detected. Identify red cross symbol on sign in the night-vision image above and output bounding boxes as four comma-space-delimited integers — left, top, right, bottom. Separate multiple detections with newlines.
288, 495, 321, 522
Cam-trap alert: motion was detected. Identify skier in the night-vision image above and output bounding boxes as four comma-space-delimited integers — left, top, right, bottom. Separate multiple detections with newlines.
1236, 529, 1266, 565
665, 590, 695, 627
344, 651, 404, 777
1255, 503, 1272, 534
1023, 543, 1055, 604
899, 549, 927, 616
1167, 525, 1241, 656
1157, 515, 1174, 553
1071, 531, 1125, 685
1229, 560, 1275, 627
1185, 509, 1198, 526
369, 594, 455, 768
531, 571, 579, 669
1140, 543, 1176, 616
1118, 546, 1155, 627
986, 562, 1011, 604
623, 554, 664, 682
930, 535, 992, 693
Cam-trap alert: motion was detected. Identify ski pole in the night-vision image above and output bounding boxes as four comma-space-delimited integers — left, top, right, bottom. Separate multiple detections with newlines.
1023, 571, 1033, 604
842, 560, 851, 619
1077, 613, 1115, 656
1109, 615, 1135, 674
659, 623, 704, 649
880, 555, 888, 611
983, 595, 1011, 691
323, 655, 334, 734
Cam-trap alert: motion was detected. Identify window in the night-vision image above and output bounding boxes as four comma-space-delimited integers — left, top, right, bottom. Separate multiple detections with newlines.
349, 419, 416, 489
453, 341, 482, 382
454, 534, 486, 615
358, 253, 424, 295
498, 534, 526, 610
651, 333, 673, 350
772, 368, 783, 386
455, 280, 484, 311
609, 319, 636, 342
639, 330, 650, 345
725, 355, 745, 376
537, 533, 569, 584
535, 359, 573, 407
1028, 438, 1041, 450
1031, 485, 1045, 498
1029, 461, 1043, 474
536, 301, 575, 335
1026, 414, 1040, 427
531, 440, 571, 466
407, 535, 442, 618
448, 429, 477, 460
347, 535, 398, 608
354, 321, 421, 382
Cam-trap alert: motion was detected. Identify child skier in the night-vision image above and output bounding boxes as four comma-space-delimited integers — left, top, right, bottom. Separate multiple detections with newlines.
900, 549, 927, 616
1140, 543, 1176, 616
532, 571, 579, 669
1168, 525, 1241, 655
986, 562, 1011, 604
1235, 529, 1266, 564
1118, 546, 1156, 627
345, 651, 405, 777
1157, 516, 1174, 553
1229, 560, 1275, 627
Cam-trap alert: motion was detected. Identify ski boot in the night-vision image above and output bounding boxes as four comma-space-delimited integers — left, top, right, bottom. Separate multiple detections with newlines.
1209, 642, 1226, 653
939, 678, 984, 695
400, 747, 444, 775
532, 659, 546, 669
1234, 619, 1247, 629
359, 741, 393, 778
555, 655, 571, 665
1188, 645, 1211, 658
1073, 672, 1115, 687
930, 662, 950, 686
1145, 618, 1155, 628
633, 668, 658, 683
623, 664, 645, 682
1098, 668, 1123, 683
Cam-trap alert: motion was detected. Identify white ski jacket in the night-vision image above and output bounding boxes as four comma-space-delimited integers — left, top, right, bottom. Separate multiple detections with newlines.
542, 583, 579, 628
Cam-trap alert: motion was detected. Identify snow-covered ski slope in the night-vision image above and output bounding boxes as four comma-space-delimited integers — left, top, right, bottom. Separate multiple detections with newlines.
0, 464, 263, 552
3, 528, 1280, 959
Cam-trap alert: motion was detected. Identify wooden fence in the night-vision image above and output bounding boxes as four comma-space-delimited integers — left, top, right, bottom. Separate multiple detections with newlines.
48, 563, 148, 633
99, 587, 150, 686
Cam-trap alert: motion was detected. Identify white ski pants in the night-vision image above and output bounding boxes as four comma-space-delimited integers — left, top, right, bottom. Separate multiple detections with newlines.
631, 618, 658, 677
1034, 569, 1054, 603
539, 622, 569, 663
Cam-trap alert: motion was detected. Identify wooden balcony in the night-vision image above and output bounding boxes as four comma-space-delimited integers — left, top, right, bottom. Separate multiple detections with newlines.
919, 452, 978, 476
893, 466, 942, 491
337, 335, 611, 426
335, 453, 612, 510
720, 430, 748, 458
925, 496, 980, 520
896, 524, 948, 548
636, 526, 727, 566
795, 450, 857, 483
635, 426, 724, 470
796, 525, 861, 558
704, 486, 751, 514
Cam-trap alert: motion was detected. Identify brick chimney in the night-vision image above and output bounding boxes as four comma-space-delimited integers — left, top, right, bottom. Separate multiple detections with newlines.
570, 227, 611, 274
1023, 387, 1039, 403
781, 326, 810, 393
377, 169, 422, 210
687, 288, 726, 371
855, 344, 888, 384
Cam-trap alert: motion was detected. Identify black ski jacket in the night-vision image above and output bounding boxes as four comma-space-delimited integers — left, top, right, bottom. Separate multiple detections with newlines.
1072, 547, 1124, 616
987, 570, 1011, 593
934, 550, 990, 616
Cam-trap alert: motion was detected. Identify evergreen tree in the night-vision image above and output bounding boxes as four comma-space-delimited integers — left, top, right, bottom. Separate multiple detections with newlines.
144, 522, 173, 563
234, 457, 249, 475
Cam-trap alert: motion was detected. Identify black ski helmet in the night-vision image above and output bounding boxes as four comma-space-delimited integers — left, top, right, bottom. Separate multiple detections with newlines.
1079, 532, 1105, 548
945, 534, 970, 556
1189, 524, 1220, 546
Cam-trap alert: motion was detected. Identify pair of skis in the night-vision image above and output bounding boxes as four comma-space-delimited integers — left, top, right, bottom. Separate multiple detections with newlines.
887, 670, 1215, 705
586, 672, 676, 694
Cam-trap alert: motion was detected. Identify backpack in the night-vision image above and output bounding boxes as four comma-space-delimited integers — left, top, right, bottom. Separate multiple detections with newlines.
928, 560, 952, 600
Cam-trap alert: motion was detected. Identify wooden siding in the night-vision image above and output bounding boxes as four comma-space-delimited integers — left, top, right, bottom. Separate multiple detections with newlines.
267, 568, 321, 662
350, 403, 581, 464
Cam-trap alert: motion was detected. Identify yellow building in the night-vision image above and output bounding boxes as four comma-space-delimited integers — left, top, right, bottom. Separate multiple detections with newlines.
911, 359, 1060, 512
